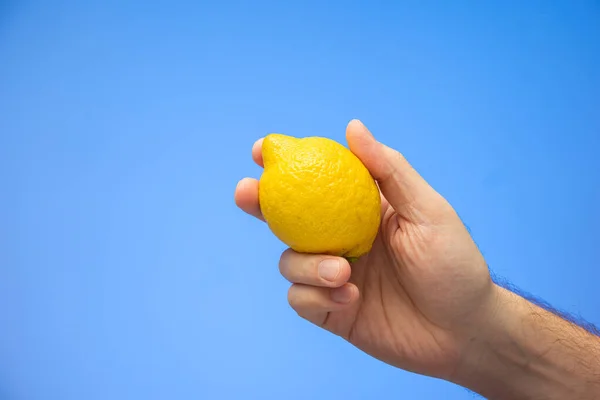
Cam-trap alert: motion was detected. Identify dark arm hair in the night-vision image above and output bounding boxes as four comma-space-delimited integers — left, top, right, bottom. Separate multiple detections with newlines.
490, 271, 600, 337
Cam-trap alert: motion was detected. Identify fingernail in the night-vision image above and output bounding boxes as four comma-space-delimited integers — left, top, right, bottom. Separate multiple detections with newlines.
331, 285, 354, 304
318, 259, 340, 282
352, 119, 374, 139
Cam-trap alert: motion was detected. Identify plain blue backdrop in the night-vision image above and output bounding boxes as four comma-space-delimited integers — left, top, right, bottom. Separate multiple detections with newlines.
1, 1, 599, 399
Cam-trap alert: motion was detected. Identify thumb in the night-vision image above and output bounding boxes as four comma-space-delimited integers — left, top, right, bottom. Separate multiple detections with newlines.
346, 119, 449, 223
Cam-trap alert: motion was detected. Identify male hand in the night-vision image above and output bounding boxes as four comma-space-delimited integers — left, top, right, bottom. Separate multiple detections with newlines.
235, 119, 494, 379
234, 120, 600, 399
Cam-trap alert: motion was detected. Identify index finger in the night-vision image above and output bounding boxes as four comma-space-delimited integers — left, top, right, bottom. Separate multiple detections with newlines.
252, 138, 264, 168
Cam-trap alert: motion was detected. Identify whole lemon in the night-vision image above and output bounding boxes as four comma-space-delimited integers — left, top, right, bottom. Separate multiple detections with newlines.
259, 133, 381, 260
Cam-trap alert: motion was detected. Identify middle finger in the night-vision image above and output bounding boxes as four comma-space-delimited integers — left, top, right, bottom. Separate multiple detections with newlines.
279, 249, 351, 288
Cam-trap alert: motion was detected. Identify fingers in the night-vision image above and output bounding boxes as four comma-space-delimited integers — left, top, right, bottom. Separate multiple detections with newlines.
288, 283, 359, 324
346, 119, 449, 222
252, 138, 264, 167
279, 249, 351, 288
234, 138, 264, 220
280, 250, 357, 326
234, 177, 264, 221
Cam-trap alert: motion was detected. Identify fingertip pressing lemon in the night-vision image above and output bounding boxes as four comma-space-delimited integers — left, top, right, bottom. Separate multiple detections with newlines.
258, 133, 381, 261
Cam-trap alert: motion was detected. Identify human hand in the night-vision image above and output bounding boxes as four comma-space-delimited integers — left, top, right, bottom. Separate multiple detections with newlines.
234, 119, 495, 380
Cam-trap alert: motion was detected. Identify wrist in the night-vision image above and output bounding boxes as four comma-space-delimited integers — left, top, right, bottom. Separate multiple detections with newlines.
450, 284, 600, 399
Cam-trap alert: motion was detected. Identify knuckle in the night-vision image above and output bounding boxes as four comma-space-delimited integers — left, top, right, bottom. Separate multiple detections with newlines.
395, 150, 407, 163
386, 144, 406, 163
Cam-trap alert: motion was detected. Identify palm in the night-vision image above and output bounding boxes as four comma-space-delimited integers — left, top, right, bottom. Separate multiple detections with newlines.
319, 196, 491, 378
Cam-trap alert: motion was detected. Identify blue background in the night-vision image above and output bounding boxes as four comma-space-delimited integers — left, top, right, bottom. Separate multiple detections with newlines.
1, 1, 599, 399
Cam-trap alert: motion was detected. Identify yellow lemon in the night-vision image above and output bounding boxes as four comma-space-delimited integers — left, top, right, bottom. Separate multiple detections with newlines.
259, 133, 381, 261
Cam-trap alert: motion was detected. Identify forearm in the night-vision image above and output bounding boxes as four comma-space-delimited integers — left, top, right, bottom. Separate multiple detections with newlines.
452, 285, 600, 400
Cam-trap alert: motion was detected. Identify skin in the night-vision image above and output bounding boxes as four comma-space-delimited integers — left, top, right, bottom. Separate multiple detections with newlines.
234, 119, 600, 399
